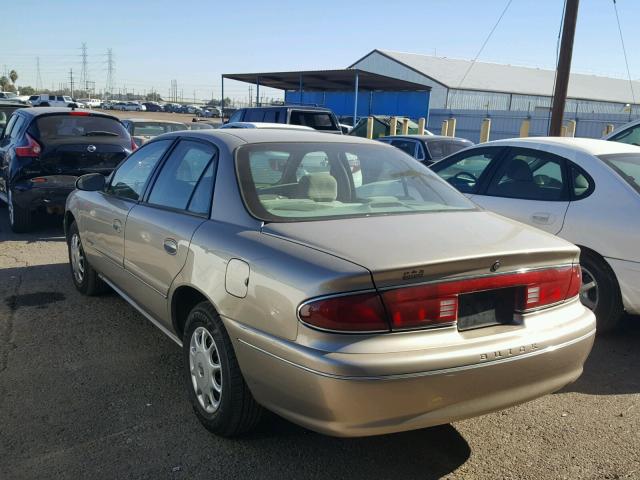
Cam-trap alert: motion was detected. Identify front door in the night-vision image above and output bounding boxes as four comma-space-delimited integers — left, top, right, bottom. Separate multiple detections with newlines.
123, 139, 217, 323
81, 139, 174, 280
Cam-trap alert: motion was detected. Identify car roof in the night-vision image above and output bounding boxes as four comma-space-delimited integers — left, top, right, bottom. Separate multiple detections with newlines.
17, 107, 120, 120
155, 128, 374, 146
485, 136, 640, 156
242, 105, 333, 112
220, 122, 314, 130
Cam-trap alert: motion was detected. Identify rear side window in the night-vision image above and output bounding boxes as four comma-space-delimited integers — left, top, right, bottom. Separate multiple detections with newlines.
106, 140, 172, 201
228, 110, 243, 123
245, 110, 265, 122
290, 111, 337, 131
389, 139, 416, 157
147, 140, 216, 212
263, 110, 279, 122
35, 115, 129, 140
9, 116, 26, 139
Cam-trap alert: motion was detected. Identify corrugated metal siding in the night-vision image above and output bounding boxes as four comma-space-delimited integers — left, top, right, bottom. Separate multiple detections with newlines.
427, 109, 639, 143
284, 90, 430, 118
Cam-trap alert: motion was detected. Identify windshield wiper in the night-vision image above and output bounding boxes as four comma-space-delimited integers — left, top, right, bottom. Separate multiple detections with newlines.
83, 131, 119, 136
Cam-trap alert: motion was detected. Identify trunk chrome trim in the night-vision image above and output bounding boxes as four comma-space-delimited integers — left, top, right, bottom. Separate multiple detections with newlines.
99, 274, 182, 347
237, 328, 596, 382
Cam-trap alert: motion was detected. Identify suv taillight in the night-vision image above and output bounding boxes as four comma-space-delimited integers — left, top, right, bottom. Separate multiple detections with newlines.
298, 265, 581, 332
130, 137, 138, 151
15, 133, 42, 157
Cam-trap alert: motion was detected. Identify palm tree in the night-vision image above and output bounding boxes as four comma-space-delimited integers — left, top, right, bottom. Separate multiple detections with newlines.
9, 70, 18, 87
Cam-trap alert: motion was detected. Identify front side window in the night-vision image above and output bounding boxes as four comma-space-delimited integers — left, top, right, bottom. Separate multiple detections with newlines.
486, 150, 565, 201
228, 110, 243, 123
432, 148, 501, 193
610, 125, 640, 146
236, 142, 474, 222
245, 110, 265, 122
106, 140, 172, 201
390, 139, 417, 157
147, 140, 216, 211
599, 153, 640, 194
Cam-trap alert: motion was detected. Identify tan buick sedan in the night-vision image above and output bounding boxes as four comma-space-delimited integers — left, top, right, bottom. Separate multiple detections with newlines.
64, 129, 595, 437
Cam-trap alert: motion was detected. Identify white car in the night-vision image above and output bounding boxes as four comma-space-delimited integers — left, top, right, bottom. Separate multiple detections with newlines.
28, 94, 78, 107
219, 122, 314, 131
604, 119, 640, 146
431, 137, 640, 332
77, 98, 101, 108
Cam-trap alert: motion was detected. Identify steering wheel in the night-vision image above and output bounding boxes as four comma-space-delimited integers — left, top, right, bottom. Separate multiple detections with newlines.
451, 171, 477, 183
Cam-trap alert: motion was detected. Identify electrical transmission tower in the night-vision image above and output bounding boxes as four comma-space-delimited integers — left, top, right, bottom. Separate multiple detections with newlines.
69, 69, 75, 98
106, 49, 114, 100
36, 57, 43, 91
80, 42, 89, 93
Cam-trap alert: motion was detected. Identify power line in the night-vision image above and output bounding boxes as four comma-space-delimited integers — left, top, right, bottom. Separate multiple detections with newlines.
612, 0, 636, 105
457, 0, 514, 89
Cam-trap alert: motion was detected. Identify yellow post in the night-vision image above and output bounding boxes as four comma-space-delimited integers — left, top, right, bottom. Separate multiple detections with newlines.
446, 118, 456, 137
479, 118, 491, 143
560, 125, 567, 137
389, 117, 398, 136
519, 118, 530, 137
366, 116, 374, 139
401, 118, 410, 135
441, 120, 449, 136
417, 117, 426, 135
603, 123, 615, 136
566, 120, 576, 137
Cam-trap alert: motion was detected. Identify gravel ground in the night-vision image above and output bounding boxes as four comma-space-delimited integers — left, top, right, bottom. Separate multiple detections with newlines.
0, 212, 638, 480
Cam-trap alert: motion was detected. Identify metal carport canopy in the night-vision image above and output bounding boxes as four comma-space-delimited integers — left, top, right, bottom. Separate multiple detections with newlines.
222, 69, 431, 92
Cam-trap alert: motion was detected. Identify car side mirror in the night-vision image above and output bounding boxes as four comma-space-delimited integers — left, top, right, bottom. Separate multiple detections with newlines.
76, 173, 106, 191
340, 125, 351, 135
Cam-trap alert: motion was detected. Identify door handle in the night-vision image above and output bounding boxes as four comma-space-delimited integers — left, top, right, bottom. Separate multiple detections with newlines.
112, 219, 122, 232
163, 238, 178, 255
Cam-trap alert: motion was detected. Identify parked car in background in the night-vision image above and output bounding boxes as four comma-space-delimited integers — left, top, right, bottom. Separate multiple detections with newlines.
603, 119, 640, 146
227, 106, 342, 134
379, 135, 473, 165
65, 128, 594, 438
219, 122, 313, 131
121, 118, 188, 146
197, 107, 221, 118
0, 101, 30, 131
77, 98, 101, 108
111, 102, 128, 111
0, 108, 134, 232
187, 122, 216, 130
0, 92, 22, 102
142, 102, 164, 112
431, 137, 640, 332
125, 102, 146, 111
29, 94, 78, 108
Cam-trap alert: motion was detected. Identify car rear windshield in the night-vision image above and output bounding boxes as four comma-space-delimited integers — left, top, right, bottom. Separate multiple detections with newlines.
289, 111, 338, 131
427, 140, 472, 160
236, 142, 475, 222
133, 122, 186, 136
599, 153, 640, 194
35, 115, 129, 140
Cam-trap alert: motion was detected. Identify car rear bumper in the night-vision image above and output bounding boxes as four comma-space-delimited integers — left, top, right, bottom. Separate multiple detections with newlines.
606, 257, 640, 315
225, 300, 595, 437
13, 175, 76, 211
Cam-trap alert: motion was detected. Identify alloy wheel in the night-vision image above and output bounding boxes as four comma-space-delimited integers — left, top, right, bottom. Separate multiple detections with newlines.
580, 266, 599, 311
189, 326, 222, 413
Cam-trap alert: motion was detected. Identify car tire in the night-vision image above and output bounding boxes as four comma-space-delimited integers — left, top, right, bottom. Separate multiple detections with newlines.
580, 250, 623, 334
7, 189, 32, 233
67, 220, 107, 296
183, 301, 263, 437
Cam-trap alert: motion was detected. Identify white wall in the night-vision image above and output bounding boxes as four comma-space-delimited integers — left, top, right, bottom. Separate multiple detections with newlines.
351, 51, 449, 109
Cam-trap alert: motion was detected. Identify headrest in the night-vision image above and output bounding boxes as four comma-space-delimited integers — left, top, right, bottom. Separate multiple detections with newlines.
505, 159, 533, 182
298, 173, 338, 202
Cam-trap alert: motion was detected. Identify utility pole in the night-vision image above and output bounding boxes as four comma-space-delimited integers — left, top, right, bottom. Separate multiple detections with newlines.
106, 49, 114, 100
80, 42, 88, 93
69, 68, 75, 98
549, 0, 580, 136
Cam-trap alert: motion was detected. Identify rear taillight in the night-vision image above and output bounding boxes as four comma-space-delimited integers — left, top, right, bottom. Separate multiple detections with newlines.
130, 137, 138, 151
15, 133, 41, 157
69, 111, 90, 116
298, 265, 581, 333
298, 292, 389, 332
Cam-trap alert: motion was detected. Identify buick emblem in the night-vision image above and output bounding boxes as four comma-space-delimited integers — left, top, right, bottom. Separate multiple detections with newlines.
490, 260, 501, 272
87, 145, 97, 153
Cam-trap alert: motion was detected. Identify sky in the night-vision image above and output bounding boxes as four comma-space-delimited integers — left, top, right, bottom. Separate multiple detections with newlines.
2, 0, 640, 103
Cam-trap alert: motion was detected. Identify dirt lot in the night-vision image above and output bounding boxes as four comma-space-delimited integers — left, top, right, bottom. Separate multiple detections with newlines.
0, 213, 639, 480
95, 108, 223, 126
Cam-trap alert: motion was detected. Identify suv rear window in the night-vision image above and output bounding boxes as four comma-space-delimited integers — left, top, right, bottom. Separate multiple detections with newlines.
290, 111, 338, 131
35, 115, 129, 140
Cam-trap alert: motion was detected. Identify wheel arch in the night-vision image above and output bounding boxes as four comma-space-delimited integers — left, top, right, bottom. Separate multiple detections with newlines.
63, 210, 76, 238
171, 284, 221, 340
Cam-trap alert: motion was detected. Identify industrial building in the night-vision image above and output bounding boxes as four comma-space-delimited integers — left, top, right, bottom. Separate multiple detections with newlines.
351, 49, 640, 115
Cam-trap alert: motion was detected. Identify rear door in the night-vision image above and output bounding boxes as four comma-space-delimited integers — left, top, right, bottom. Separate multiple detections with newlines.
80, 139, 173, 280
122, 139, 217, 320
472, 147, 571, 234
